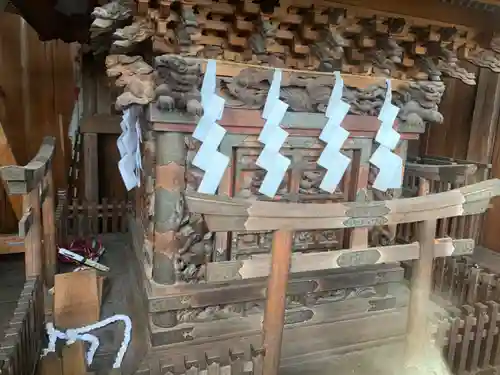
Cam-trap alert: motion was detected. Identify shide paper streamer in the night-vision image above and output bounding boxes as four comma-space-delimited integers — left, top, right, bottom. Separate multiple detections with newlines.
370, 79, 403, 192
192, 60, 229, 195
317, 71, 351, 193
256, 69, 291, 198
117, 105, 142, 191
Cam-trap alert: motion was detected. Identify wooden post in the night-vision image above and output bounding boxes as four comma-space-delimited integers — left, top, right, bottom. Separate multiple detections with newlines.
405, 177, 437, 366
152, 131, 185, 328
42, 169, 56, 287
262, 230, 293, 375
83, 133, 99, 203
24, 188, 43, 278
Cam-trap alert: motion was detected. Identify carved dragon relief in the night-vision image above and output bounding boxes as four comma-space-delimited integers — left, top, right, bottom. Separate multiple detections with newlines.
216, 68, 445, 131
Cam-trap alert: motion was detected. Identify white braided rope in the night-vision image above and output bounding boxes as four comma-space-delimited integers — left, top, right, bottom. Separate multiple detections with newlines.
42, 314, 132, 369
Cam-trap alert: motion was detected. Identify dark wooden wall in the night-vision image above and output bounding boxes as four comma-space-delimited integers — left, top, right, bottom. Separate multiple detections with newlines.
420, 65, 500, 252
0, 13, 74, 233
80, 60, 127, 203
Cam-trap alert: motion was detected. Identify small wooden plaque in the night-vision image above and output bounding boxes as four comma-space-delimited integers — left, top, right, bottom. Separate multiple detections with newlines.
54, 269, 100, 329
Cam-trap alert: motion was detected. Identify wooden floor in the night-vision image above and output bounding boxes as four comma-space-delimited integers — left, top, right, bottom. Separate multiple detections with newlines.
0, 253, 25, 339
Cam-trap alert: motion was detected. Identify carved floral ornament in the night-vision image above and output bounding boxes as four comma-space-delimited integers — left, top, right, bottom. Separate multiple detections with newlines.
192, 60, 404, 198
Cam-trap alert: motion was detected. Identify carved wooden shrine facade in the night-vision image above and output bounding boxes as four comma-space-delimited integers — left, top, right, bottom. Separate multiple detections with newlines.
123, 97, 498, 374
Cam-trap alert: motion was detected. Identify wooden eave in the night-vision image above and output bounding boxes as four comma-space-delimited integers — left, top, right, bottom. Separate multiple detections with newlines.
321, 0, 499, 31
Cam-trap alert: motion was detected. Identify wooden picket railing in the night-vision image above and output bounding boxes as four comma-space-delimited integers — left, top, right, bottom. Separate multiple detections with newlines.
55, 190, 131, 244
435, 301, 500, 375
0, 277, 44, 375
399, 156, 490, 244
0, 137, 57, 375
186, 178, 500, 374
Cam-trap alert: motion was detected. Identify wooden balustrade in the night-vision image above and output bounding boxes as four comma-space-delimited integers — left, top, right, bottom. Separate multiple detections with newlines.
400, 156, 491, 243
435, 301, 500, 374
0, 136, 57, 287
186, 178, 500, 374
0, 277, 44, 375
55, 190, 131, 244
0, 138, 56, 375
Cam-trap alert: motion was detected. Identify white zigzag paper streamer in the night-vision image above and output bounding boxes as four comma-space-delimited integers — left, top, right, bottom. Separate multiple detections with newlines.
370, 79, 403, 192
192, 60, 229, 195
256, 69, 291, 198
317, 71, 351, 193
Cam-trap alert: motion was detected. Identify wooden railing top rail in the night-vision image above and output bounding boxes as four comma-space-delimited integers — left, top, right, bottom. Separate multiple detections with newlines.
405, 162, 478, 184
186, 179, 500, 232
408, 155, 492, 169
0, 136, 56, 194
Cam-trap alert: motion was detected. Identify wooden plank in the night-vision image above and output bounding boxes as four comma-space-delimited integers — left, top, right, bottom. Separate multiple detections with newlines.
42, 169, 56, 287
466, 68, 500, 164
0, 117, 22, 219
80, 114, 121, 135
83, 133, 98, 203
54, 270, 100, 329
62, 342, 87, 375
206, 243, 419, 282
181, 57, 409, 90
38, 353, 63, 375
24, 187, 42, 278
150, 106, 420, 137
148, 264, 404, 312
151, 307, 408, 353
0, 234, 24, 254
205, 238, 473, 282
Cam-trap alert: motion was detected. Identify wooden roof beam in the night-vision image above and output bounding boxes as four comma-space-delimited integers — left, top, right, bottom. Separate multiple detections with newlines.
323, 0, 498, 31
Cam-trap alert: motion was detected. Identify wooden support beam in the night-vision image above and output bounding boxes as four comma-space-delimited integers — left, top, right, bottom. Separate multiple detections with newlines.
83, 133, 98, 203
406, 177, 437, 367
324, 0, 498, 31
466, 68, 500, 164
184, 57, 409, 90
0, 234, 24, 254
42, 169, 56, 287
262, 230, 293, 375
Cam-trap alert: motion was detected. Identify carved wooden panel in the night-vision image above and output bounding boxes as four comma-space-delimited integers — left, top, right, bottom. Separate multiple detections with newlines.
184, 133, 371, 262
225, 136, 362, 260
